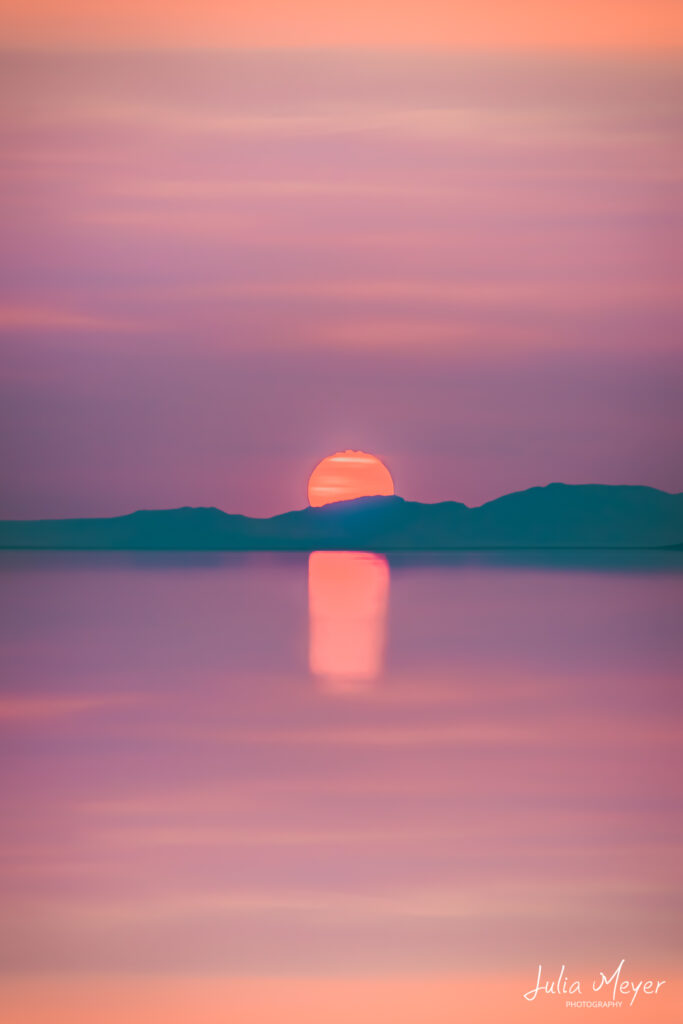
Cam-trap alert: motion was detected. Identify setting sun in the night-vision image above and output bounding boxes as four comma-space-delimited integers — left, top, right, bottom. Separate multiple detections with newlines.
307, 450, 394, 507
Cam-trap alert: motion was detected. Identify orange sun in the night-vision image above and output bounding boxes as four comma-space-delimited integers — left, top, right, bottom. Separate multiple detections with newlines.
307, 450, 394, 507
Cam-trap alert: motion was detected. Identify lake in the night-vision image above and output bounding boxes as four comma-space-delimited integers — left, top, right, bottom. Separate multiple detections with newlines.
0, 550, 682, 1023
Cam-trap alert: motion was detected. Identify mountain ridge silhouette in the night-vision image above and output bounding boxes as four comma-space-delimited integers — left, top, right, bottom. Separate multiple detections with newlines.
1, 483, 682, 550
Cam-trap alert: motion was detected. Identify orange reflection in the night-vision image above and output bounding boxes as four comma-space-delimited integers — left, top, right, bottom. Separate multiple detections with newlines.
308, 551, 389, 693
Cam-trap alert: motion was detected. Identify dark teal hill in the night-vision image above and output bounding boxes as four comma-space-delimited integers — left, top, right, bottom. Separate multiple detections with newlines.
0, 484, 682, 550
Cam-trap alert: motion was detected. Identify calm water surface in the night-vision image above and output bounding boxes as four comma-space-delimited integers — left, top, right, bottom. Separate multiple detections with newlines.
1, 551, 682, 1023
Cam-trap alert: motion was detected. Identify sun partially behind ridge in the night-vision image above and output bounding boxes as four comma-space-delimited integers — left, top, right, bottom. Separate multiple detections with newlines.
308, 450, 394, 507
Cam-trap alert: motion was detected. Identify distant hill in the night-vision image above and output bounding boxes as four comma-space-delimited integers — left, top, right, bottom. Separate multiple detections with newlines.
1, 484, 682, 551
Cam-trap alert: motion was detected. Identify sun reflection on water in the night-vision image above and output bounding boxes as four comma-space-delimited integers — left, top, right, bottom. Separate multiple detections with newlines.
308, 550, 389, 693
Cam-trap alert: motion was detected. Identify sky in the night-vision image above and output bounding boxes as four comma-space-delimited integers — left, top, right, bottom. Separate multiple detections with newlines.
0, 7, 682, 518
3, 0, 683, 50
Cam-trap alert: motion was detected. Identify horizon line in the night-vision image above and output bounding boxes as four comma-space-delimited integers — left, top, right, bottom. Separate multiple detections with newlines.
2, 481, 682, 524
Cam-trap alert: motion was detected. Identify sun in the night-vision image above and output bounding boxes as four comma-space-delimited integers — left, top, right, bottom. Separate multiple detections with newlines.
308, 450, 394, 507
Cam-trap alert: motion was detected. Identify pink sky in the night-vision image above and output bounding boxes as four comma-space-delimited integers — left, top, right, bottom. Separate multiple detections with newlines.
0, 49, 682, 516
3, 0, 683, 50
